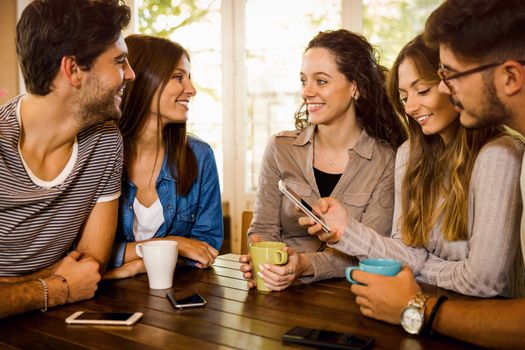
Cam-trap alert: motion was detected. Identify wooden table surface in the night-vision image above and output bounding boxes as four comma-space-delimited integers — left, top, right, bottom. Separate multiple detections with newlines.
0, 254, 481, 349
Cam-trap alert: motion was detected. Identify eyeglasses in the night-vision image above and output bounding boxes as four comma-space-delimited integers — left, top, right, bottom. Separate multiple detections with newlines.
438, 60, 525, 94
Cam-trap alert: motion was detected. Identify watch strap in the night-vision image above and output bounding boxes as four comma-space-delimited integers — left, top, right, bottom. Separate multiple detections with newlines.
409, 292, 430, 308
421, 295, 448, 336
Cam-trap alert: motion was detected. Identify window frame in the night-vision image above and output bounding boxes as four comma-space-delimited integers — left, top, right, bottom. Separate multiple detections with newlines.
124, 0, 362, 253
223, 0, 362, 252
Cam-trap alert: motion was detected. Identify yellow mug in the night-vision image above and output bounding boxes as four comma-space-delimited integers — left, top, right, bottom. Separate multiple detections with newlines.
249, 242, 288, 292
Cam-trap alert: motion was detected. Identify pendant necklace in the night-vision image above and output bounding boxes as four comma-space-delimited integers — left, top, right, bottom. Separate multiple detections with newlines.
315, 133, 336, 166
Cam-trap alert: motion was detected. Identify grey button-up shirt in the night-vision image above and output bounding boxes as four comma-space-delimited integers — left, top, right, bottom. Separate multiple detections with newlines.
331, 137, 524, 297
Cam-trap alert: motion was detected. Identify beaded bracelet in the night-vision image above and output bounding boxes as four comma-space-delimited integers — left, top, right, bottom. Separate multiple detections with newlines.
37, 278, 48, 312
54, 273, 70, 304
422, 295, 448, 336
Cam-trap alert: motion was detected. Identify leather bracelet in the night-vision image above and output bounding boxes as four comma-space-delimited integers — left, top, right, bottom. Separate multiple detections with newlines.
37, 278, 48, 312
422, 295, 448, 336
54, 273, 70, 304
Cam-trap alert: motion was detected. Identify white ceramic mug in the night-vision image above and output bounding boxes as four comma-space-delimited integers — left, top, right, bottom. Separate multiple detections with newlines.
136, 240, 178, 289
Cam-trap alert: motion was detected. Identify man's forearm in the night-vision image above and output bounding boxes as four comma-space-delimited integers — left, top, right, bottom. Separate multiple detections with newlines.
0, 262, 60, 283
433, 298, 525, 349
0, 277, 68, 319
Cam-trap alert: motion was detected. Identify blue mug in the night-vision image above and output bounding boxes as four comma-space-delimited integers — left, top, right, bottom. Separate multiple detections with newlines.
346, 258, 402, 284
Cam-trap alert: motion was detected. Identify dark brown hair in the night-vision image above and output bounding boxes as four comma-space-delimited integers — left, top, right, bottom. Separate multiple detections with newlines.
425, 0, 525, 63
119, 35, 197, 195
387, 35, 505, 246
16, 0, 131, 95
295, 29, 407, 149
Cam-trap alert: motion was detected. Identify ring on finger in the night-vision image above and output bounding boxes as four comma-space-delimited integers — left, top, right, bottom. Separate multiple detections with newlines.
288, 266, 294, 275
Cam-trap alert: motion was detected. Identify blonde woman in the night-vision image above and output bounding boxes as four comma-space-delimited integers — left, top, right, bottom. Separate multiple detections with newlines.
303, 35, 524, 297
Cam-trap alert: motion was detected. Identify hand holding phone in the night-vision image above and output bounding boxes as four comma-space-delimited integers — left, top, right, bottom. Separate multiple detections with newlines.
167, 289, 206, 309
278, 180, 331, 233
283, 326, 374, 350
65, 311, 143, 326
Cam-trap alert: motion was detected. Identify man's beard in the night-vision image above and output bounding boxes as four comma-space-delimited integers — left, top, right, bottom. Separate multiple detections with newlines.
75, 74, 122, 129
458, 75, 511, 130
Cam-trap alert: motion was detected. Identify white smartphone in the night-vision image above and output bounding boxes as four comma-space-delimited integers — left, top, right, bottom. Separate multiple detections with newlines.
278, 180, 331, 233
167, 289, 206, 309
65, 311, 143, 326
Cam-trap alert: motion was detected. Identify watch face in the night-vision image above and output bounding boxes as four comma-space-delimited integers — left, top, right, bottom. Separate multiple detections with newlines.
401, 307, 423, 335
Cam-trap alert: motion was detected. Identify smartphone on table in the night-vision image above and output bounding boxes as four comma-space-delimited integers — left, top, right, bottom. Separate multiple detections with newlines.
167, 289, 206, 309
282, 326, 374, 350
278, 180, 331, 233
65, 311, 143, 326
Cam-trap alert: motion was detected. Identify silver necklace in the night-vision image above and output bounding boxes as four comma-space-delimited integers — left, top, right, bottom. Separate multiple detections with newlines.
315, 133, 336, 166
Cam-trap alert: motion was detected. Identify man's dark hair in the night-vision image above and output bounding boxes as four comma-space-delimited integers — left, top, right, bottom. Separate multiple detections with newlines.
16, 0, 131, 95
425, 0, 525, 63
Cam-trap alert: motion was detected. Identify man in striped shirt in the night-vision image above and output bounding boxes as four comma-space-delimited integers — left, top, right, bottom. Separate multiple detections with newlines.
0, 0, 135, 318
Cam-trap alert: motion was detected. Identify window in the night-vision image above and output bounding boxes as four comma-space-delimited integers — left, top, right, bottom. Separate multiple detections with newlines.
11, 0, 442, 252
136, 0, 224, 188
244, 0, 342, 192
363, 0, 443, 66
129, 0, 441, 252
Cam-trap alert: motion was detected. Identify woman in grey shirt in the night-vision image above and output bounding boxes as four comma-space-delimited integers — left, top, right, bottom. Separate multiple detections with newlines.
239, 29, 406, 290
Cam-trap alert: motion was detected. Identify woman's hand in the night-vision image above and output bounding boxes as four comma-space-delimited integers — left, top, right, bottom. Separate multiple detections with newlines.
239, 253, 256, 288
173, 236, 218, 269
103, 259, 145, 280
255, 247, 310, 291
239, 233, 263, 288
298, 197, 348, 244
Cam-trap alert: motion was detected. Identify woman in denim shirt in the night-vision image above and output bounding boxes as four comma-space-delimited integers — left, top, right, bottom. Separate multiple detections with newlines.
105, 35, 223, 279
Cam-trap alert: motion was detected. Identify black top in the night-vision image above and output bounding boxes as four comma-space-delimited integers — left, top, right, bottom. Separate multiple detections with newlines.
314, 167, 342, 198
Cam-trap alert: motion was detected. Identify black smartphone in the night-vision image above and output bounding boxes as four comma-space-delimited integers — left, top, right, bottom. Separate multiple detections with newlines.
167, 289, 206, 309
282, 326, 374, 350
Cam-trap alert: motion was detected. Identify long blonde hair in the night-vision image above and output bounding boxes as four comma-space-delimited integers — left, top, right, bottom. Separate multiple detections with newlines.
387, 35, 505, 247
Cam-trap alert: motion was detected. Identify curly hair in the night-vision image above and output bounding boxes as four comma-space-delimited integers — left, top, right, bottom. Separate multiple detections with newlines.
294, 29, 407, 149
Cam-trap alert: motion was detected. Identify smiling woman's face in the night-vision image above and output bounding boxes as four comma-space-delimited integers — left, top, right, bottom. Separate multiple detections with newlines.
397, 58, 458, 142
300, 47, 357, 126
150, 55, 196, 125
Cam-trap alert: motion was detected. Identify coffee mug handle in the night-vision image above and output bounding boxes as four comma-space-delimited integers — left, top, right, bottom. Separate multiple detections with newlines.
135, 243, 144, 258
345, 266, 359, 284
275, 250, 288, 265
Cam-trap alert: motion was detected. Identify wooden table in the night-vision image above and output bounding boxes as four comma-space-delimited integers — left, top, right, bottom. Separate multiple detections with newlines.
0, 254, 481, 349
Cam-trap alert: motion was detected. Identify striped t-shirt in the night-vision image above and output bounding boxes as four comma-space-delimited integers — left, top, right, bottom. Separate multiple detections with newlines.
0, 95, 123, 276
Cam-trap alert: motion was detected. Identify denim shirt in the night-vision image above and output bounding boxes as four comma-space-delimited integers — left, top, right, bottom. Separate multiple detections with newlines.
109, 136, 223, 268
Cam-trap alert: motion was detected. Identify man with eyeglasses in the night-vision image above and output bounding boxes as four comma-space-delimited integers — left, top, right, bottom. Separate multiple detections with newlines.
310, 0, 525, 348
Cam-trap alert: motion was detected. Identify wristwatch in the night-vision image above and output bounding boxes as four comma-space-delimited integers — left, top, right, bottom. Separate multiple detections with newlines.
400, 292, 429, 335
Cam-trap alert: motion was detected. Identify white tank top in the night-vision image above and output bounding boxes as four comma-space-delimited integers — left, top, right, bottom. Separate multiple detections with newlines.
133, 198, 165, 242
